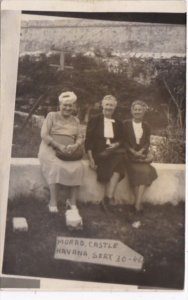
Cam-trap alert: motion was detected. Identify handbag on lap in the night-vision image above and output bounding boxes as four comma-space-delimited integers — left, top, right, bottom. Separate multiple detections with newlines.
56, 146, 83, 161
52, 134, 83, 161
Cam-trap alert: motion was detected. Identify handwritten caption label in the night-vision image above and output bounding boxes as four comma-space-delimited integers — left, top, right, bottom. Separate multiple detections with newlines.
54, 237, 144, 270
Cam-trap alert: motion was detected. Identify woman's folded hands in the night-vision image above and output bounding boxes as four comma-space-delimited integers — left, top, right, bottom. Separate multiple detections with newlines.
105, 142, 119, 152
66, 144, 79, 154
57, 144, 78, 155
135, 148, 146, 159
130, 147, 146, 159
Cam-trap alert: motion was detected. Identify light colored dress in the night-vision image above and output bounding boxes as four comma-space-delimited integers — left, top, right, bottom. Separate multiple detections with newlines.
38, 111, 84, 186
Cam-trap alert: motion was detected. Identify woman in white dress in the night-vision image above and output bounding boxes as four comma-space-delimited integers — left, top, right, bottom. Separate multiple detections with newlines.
38, 91, 84, 227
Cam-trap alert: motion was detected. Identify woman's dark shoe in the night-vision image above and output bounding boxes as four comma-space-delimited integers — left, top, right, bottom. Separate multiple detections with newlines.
48, 204, 58, 213
135, 204, 144, 216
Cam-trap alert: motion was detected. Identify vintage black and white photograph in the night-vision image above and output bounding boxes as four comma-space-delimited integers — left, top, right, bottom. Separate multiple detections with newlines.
2, 11, 186, 289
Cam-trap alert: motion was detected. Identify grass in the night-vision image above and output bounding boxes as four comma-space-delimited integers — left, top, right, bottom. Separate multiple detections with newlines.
3, 197, 185, 289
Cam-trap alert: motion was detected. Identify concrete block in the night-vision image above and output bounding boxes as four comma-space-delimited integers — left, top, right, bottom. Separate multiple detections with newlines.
12, 217, 28, 232
8, 158, 185, 206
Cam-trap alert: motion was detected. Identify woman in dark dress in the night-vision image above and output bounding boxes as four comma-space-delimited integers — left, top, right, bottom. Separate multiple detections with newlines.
85, 95, 125, 209
124, 100, 158, 211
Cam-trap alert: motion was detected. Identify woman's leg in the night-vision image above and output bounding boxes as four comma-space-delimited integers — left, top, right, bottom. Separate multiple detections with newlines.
49, 183, 59, 211
65, 186, 83, 228
133, 185, 146, 211
69, 186, 79, 207
105, 172, 120, 200
101, 173, 120, 211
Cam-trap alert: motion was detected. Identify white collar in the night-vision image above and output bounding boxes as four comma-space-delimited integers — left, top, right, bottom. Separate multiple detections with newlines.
132, 120, 142, 126
104, 117, 115, 123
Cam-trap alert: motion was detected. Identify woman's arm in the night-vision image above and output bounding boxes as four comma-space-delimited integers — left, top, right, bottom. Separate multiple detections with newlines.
139, 122, 151, 154
41, 113, 65, 152
87, 150, 97, 170
85, 117, 97, 152
123, 121, 138, 156
85, 117, 98, 169
75, 120, 84, 147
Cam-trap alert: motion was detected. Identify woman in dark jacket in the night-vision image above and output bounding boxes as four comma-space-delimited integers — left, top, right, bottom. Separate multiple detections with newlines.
85, 95, 125, 209
124, 100, 158, 211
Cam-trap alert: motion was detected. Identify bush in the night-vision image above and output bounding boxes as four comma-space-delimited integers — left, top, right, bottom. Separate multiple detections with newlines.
150, 127, 185, 164
14, 52, 185, 163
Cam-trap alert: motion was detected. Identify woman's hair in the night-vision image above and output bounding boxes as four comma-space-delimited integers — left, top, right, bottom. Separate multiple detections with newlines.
131, 100, 148, 112
102, 95, 117, 106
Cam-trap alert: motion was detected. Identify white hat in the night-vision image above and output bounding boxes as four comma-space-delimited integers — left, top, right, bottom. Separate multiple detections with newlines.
102, 95, 117, 103
58, 91, 77, 104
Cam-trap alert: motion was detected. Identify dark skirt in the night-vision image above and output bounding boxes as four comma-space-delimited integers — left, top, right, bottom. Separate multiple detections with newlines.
94, 153, 125, 183
127, 161, 158, 187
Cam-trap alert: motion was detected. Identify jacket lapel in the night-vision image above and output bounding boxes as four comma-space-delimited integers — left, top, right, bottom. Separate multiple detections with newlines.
139, 122, 146, 146
129, 120, 137, 147
97, 115, 105, 138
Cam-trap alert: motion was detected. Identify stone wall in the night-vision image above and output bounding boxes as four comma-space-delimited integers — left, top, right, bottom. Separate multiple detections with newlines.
20, 20, 186, 55
8, 158, 185, 206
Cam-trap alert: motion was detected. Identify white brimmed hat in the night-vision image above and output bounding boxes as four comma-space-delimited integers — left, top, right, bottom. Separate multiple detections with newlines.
59, 91, 77, 104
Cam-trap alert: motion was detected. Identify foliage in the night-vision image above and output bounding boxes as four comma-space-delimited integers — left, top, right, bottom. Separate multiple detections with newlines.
15, 52, 185, 163
155, 58, 186, 131
151, 133, 185, 164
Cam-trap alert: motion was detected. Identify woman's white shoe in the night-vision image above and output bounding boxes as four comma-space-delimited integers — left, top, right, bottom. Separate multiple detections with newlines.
65, 200, 83, 230
48, 205, 58, 213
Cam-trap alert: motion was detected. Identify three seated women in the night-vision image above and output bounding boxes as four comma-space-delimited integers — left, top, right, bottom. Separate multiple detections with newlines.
38, 91, 158, 229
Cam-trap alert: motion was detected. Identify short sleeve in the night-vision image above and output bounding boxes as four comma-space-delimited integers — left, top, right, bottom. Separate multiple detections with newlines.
40, 112, 55, 144
74, 117, 84, 145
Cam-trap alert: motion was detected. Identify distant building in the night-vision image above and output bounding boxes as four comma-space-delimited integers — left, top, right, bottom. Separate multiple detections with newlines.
20, 19, 185, 57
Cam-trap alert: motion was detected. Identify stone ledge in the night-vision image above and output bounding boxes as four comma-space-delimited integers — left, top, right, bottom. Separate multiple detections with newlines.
9, 158, 185, 206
